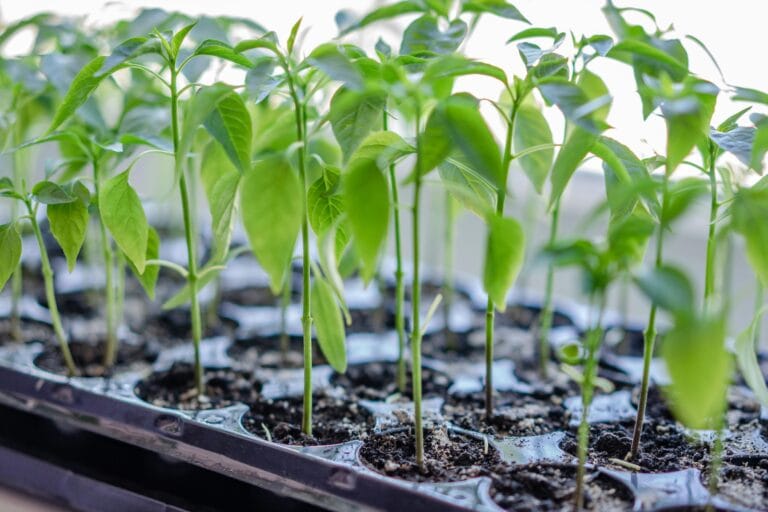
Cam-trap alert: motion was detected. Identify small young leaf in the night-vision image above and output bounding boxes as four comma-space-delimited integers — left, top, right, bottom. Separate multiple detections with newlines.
287, 17, 303, 54
329, 87, 386, 163
99, 170, 149, 273
240, 156, 302, 293
129, 227, 160, 300
201, 142, 241, 264
0, 223, 22, 292
48, 199, 89, 272
311, 276, 347, 373
514, 101, 553, 193
663, 315, 731, 429
202, 90, 252, 173
483, 215, 525, 312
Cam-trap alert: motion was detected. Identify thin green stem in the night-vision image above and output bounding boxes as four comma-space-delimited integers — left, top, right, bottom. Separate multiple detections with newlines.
28, 202, 77, 375
754, 284, 764, 349
574, 293, 606, 512
280, 271, 292, 362
171, 68, 203, 395
704, 151, 718, 309
538, 197, 561, 379
10, 121, 24, 341
707, 418, 725, 511
95, 158, 119, 368
484, 103, 516, 419
412, 106, 424, 469
443, 190, 456, 351
629, 173, 670, 460
383, 109, 407, 392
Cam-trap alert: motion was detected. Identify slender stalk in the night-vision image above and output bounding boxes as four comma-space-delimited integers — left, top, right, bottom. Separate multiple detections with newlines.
280, 271, 292, 361
10, 123, 24, 342
484, 103, 516, 419
707, 417, 725, 511
629, 174, 670, 459
574, 293, 606, 511
383, 109, 407, 392
115, 250, 125, 333
443, 191, 456, 351
754, 284, 764, 349
28, 202, 77, 375
96, 158, 119, 368
412, 106, 425, 468
703, 150, 718, 308
170, 69, 204, 395
538, 197, 561, 378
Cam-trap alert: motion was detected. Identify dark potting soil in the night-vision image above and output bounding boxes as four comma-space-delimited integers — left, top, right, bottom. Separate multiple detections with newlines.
220, 286, 281, 308
330, 361, 452, 401
135, 361, 262, 410
0, 317, 53, 345
139, 308, 236, 346
227, 335, 327, 369
347, 305, 391, 333
37, 289, 101, 319
242, 391, 374, 445
494, 304, 574, 331
487, 463, 633, 511
34, 340, 159, 377
359, 426, 498, 482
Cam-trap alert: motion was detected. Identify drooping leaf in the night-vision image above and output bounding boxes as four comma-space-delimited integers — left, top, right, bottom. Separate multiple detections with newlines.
400, 15, 467, 57
201, 142, 241, 264
32, 180, 76, 204
663, 315, 731, 429
129, 227, 160, 300
311, 276, 347, 373
338, 1, 423, 35
308, 166, 348, 257
99, 170, 149, 273
423, 54, 507, 85
549, 127, 597, 206
635, 264, 694, 318
329, 87, 386, 163
710, 127, 756, 168
48, 199, 89, 272
514, 101, 553, 193
0, 223, 22, 291
307, 43, 366, 89
537, 77, 611, 134
240, 155, 302, 293
47, 56, 105, 133
607, 204, 654, 267
462, 0, 528, 22
662, 79, 718, 175
202, 89, 252, 173
483, 215, 525, 311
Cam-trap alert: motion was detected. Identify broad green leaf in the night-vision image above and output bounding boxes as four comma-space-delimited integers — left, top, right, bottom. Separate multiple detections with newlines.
577, 69, 611, 123
241, 155, 302, 292
607, 205, 654, 267
0, 223, 22, 291
308, 166, 348, 257
400, 15, 467, 57
245, 58, 281, 103
311, 276, 347, 373
48, 56, 106, 133
32, 180, 76, 204
307, 43, 365, 89
732, 186, 768, 287
537, 78, 611, 134
663, 315, 731, 429
343, 159, 389, 283
48, 199, 89, 272
662, 79, 718, 174
506, 26, 559, 44
606, 39, 688, 76
329, 87, 386, 163
423, 54, 507, 85
734, 306, 768, 407
129, 227, 160, 300
171, 22, 197, 56
347, 131, 413, 169
201, 142, 241, 264
190, 39, 253, 68
203, 90, 252, 173
438, 156, 495, 217
594, 136, 657, 219
514, 102, 553, 193
462, 0, 529, 22
99, 37, 161, 75
338, 1, 423, 35
99, 170, 148, 273
423, 94, 503, 189
710, 127, 755, 168
483, 215, 525, 312
549, 127, 597, 205
635, 264, 694, 318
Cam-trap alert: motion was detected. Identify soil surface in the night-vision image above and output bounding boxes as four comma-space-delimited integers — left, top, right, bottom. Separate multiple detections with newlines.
34, 340, 158, 377
135, 362, 261, 410
227, 335, 327, 369
242, 391, 374, 445
331, 361, 452, 400
0, 317, 53, 346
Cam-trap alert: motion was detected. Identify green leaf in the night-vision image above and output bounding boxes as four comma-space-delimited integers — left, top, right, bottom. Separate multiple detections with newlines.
483, 215, 525, 312
190, 39, 253, 68
343, 158, 389, 283
347, 130, 413, 169
634, 264, 694, 318
99, 170, 149, 273
47, 56, 106, 133
171, 22, 197, 57
664, 177, 708, 224
662, 315, 731, 429
311, 276, 347, 373
338, 1, 423, 35
595, 136, 657, 219
308, 166, 348, 256
201, 142, 241, 264
514, 101, 553, 193
423, 54, 507, 85
400, 15, 467, 57
48, 199, 89, 272
129, 227, 160, 300
732, 185, 768, 287
710, 127, 755, 168
0, 223, 22, 292
202, 89, 252, 173
734, 86, 768, 106
240, 155, 302, 293
287, 17, 303, 54
607, 205, 654, 267
549, 127, 597, 206
754, 122, 768, 172
734, 306, 768, 407
329, 87, 386, 163
438, 156, 495, 217
662, 79, 718, 174
423, 94, 503, 189
462, 0, 529, 22
32, 180, 76, 204
538, 77, 611, 134
307, 43, 365, 89
506, 26, 559, 44
606, 39, 688, 76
